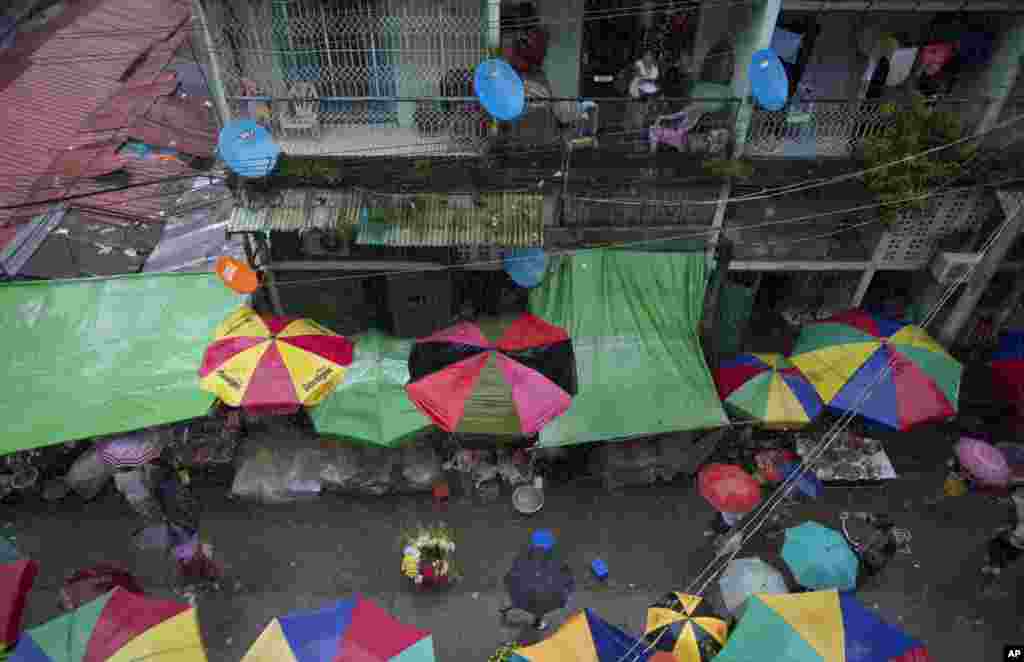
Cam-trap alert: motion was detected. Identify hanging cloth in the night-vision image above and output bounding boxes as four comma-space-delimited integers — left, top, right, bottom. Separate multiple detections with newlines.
920, 42, 955, 76
885, 47, 919, 86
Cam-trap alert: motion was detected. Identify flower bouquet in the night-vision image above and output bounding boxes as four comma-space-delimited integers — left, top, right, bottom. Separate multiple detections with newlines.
400, 523, 458, 590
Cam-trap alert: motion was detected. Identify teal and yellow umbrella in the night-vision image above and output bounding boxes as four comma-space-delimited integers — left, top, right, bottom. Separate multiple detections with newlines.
714, 590, 929, 662
716, 353, 823, 428
789, 309, 961, 431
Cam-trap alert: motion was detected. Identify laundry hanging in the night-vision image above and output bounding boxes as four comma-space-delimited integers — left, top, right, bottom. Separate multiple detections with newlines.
920, 43, 955, 76
885, 48, 919, 86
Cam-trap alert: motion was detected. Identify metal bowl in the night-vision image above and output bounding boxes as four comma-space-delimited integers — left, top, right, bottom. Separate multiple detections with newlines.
513, 486, 545, 515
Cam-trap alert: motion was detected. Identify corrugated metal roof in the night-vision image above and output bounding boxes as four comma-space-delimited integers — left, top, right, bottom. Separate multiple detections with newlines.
227, 189, 544, 247
130, 94, 216, 157
0, 0, 192, 228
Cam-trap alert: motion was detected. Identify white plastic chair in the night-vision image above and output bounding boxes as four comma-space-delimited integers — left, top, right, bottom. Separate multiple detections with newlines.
279, 82, 320, 139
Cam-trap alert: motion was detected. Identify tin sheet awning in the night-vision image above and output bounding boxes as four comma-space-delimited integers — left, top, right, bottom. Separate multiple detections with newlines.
0, 273, 239, 455
227, 189, 544, 247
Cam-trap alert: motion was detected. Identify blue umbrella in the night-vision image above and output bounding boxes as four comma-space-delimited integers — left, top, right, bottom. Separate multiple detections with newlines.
474, 58, 525, 121
217, 119, 281, 178
504, 248, 547, 288
779, 461, 823, 500
717, 557, 788, 616
749, 48, 789, 111
781, 521, 859, 592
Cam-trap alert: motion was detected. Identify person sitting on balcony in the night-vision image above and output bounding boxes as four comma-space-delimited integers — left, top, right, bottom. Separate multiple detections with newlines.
628, 50, 660, 132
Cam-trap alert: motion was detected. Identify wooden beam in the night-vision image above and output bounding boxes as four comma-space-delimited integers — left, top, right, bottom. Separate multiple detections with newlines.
852, 231, 892, 307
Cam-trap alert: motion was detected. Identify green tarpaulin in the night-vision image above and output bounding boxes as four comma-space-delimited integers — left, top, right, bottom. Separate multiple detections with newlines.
310, 329, 433, 446
529, 249, 728, 447
0, 273, 239, 455
717, 277, 756, 357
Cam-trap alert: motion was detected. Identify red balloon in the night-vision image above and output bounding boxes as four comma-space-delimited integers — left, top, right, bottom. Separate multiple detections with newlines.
699, 463, 762, 514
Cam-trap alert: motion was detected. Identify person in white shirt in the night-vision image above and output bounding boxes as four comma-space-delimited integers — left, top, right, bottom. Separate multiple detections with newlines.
628, 50, 660, 131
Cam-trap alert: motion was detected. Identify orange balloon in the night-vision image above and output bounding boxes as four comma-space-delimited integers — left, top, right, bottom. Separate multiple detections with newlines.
215, 256, 260, 294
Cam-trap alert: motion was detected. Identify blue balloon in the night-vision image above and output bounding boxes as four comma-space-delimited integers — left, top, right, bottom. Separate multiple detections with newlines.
749, 48, 789, 111
503, 247, 547, 288
217, 119, 281, 178
474, 58, 525, 121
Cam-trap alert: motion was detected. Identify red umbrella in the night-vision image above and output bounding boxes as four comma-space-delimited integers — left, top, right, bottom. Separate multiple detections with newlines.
699, 463, 762, 514
0, 559, 38, 649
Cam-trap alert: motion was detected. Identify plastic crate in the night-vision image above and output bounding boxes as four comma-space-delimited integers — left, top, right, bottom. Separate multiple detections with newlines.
386, 271, 453, 338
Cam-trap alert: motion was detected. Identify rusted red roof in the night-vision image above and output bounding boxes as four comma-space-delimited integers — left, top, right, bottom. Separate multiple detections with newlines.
0, 0, 193, 231
50, 141, 126, 179
129, 94, 217, 158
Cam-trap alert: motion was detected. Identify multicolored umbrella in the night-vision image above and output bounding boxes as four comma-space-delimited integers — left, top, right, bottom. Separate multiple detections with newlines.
511, 609, 660, 662
716, 353, 823, 428
644, 592, 729, 662
0, 559, 37, 651
718, 557, 788, 616
199, 306, 354, 413
955, 437, 1010, 486
714, 590, 929, 662
406, 314, 577, 435
9, 587, 207, 662
242, 595, 434, 662
781, 522, 859, 592
99, 432, 163, 468
990, 331, 1024, 411
778, 462, 824, 500
698, 464, 762, 514
789, 309, 961, 431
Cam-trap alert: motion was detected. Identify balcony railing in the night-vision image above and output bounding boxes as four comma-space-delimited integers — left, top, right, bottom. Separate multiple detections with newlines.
227, 97, 490, 157
745, 98, 988, 159
226, 94, 995, 163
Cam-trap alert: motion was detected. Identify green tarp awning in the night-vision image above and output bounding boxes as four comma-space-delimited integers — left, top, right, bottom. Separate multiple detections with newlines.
529, 249, 728, 447
310, 329, 433, 446
0, 273, 240, 455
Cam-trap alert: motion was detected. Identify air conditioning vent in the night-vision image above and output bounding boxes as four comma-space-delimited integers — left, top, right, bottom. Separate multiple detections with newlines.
301, 228, 350, 257
930, 251, 980, 284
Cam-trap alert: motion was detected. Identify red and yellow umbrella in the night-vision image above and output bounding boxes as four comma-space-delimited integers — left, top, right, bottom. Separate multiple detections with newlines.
199, 307, 354, 412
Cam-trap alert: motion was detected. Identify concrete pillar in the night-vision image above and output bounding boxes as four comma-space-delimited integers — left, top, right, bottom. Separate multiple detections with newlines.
730, 0, 782, 157
538, 0, 584, 99
972, 16, 1024, 137
938, 191, 1024, 347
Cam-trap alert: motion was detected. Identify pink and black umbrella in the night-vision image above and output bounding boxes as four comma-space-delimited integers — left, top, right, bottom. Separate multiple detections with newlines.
405, 314, 577, 435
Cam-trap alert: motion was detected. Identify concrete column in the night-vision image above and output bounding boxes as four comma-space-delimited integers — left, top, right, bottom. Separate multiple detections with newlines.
938, 191, 1024, 347
538, 0, 584, 99
973, 16, 1024, 137
730, 0, 783, 157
